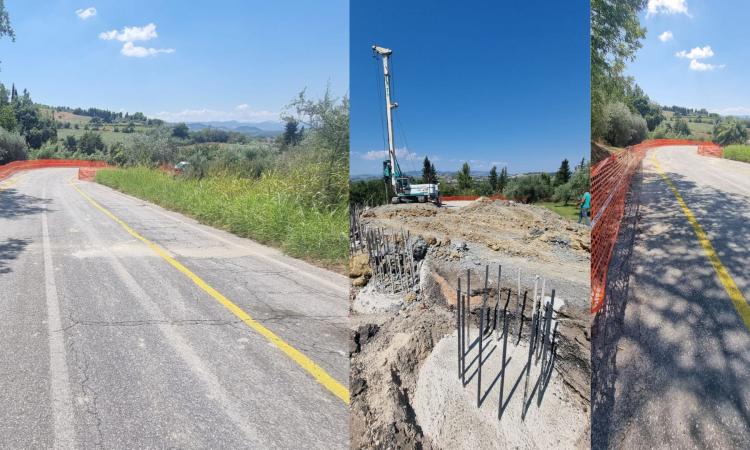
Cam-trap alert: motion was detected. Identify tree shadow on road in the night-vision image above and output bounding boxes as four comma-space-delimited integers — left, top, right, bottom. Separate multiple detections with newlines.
0, 188, 50, 220
592, 167, 750, 449
0, 238, 30, 275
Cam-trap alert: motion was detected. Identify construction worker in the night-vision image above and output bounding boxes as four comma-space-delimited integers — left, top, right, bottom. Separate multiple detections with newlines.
577, 190, 591, 226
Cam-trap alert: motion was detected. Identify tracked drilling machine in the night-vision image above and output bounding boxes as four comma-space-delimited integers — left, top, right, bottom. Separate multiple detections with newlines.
372, 45, 441, 205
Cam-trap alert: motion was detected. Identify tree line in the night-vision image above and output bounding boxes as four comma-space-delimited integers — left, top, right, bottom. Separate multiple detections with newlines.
591, 0, 747, 150
350, 157, 589, 207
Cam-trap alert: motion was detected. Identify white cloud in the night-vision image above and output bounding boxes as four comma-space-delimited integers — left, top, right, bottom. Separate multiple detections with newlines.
235, 104, 249, 110
362, 147, 419, 161
99, 23, 158, 42
689, 59, 724, 71
676, 45, 713, 59
75, 7, 97, 20
120, 41, 174, 58
153, 107, 279, 123
658, 31, 673, 42
647, 0, 690, 18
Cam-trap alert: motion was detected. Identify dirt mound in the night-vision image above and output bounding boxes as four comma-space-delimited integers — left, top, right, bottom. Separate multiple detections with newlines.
363, 203, 440, 219
361, 200, 589, 263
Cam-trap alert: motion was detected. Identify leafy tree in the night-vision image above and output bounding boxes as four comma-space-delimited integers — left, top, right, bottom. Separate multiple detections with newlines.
78, 131, 104, 155
603, 101, 647, 147
673, 118, 690, 136
540, 172, 552, 187
503, 174, 553, 203
282, 118, 302, 146
121, 127, 177, 165
555, 159, 571, 185
64, 135, 77, 152
13, 92, 57, 148
569, 161, 591, 195
591, 0, 647, 140
488, 165, 498, 192
0, 83, 8, 105
0, 0, 14, 69
499, 166, 508, 192
421, 156, 437, 183
350, 179, 389, 206
172, 122, 189, 139
130, 112, 146, 122
0, 128, 26, 164
457, 162, 472, 190
282, 88, 349, 205
713, 118, 748, 146
0, 104, 16, 130
553, 183, 573, 205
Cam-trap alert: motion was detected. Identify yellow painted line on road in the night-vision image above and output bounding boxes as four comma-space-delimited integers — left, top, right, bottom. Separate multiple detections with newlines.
0, 173, 25, 191
70, 181, 350, 404
652, 156, 750, 330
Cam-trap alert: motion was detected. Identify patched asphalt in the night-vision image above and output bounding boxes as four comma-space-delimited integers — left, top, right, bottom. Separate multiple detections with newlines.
0, 168, 349, 449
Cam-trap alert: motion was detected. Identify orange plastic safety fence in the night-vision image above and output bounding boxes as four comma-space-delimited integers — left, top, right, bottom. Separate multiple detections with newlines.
590, 139, 723, 313
0, 159, 108, 181
697, 143, 723, 158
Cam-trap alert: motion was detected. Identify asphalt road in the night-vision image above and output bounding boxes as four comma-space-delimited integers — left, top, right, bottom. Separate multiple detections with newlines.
0, 168, 349, 449
593, 146, 750, 449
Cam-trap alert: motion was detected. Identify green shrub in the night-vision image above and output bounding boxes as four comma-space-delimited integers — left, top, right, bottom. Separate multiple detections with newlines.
713, 118, 748, 146
603, 101, 648, 147
0, 127, 28, 164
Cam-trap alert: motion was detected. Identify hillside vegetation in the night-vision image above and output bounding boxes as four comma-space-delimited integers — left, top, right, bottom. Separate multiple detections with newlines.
350, 157, 590, 222
96, 90, 349, 267
723, 145, 750, 163
590, 1, 748, 149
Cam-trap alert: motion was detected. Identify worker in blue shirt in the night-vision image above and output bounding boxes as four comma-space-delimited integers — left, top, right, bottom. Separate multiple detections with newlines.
578, 190, 591, 226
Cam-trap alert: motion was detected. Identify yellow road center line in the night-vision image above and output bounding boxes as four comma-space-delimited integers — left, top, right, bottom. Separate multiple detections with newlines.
0, 173, 25, 191
70, 181, 350, 404
651, 156, 750, 330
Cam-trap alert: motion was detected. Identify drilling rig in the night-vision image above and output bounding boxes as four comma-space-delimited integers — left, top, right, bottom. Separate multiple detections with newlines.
373, 45, 440, 206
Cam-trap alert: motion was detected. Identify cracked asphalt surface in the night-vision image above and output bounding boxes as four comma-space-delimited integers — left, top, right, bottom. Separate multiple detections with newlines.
593, 146, 750, 449
0, 168, 349, 449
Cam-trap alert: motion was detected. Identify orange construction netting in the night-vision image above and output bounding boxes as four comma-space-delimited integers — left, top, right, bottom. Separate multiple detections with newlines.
0, 159, 109, 181
591, 139, 722, 313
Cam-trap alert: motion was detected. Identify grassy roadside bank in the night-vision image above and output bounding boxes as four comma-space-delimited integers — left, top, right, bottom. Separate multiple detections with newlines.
537, 201, 581, 222
724, 145, 750, 163
95, 167, 347, 270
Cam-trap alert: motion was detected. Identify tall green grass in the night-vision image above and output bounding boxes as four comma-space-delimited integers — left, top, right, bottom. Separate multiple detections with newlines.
537, 202, 581, 222
95, 167, 347, 265
724, 145, 750, 163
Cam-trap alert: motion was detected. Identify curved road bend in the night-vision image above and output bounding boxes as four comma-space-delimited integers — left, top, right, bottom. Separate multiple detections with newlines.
595, 146, 750, 449
0, 168, 349, 449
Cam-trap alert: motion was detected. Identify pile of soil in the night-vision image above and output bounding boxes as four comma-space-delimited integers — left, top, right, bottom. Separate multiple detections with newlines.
360, 200, 590, 263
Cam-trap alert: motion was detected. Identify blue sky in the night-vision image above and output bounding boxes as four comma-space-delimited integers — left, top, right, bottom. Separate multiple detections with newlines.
628, 0, 750, 116
0, 0, 348, 123
350, 0, 589, 176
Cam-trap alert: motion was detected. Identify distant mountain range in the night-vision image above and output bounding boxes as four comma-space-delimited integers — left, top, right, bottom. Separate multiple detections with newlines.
186, 121, 284, 137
